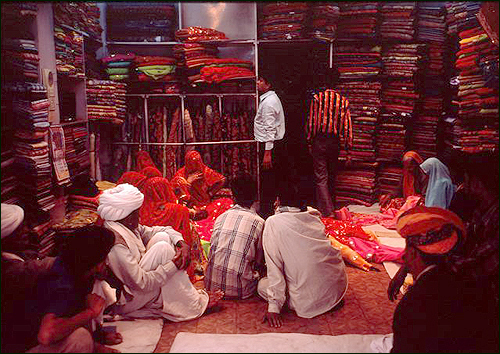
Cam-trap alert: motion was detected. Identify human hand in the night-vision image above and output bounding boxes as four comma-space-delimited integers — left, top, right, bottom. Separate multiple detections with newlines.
388, 266, 407, 301
262, 311, 283, 328
86, 294, 106, 318
263, 150, 272, 170
173, 240, 191, 270
187, 172, 203, 184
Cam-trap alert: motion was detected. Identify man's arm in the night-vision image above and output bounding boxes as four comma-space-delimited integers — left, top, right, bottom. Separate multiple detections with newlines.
37, 294, 104, 345
107, 245, 178, 293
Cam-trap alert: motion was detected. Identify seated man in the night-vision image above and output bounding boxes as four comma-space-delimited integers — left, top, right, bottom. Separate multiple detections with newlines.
2, 215, 119, 353
205, 173, 265, 299
391, 206, 498, 353
98, 183, 223, 322
258, 180, 348, 327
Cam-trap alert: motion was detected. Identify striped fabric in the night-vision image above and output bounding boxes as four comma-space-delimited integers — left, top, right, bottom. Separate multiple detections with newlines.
205, 205, 265, 299
306, 89, 353, 149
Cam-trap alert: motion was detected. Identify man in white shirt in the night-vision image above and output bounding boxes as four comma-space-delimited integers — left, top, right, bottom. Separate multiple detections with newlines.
258, 180, 348, 327
98, 183, 223, 322
254, 74, 286, 219
205, 173, 265, 299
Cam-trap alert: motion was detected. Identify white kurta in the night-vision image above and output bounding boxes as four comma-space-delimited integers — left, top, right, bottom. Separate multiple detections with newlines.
104, 221, 209, 322
259, 207, 348, 318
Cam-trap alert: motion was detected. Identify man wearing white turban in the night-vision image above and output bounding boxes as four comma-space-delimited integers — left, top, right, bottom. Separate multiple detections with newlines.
98, 184, 223, 322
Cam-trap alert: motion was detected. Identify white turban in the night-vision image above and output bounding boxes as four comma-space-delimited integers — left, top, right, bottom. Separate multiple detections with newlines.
98, 183, 144, 221
1, 203, 24, 239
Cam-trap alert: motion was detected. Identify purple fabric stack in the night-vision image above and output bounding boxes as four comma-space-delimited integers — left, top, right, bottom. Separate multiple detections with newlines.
259, 2, 309, 40
338, 2, 379, 40
377, 165, 403, 197
335, 162, 378, 206
310, 2, 340, 41
380, 2, 416, 42
411, 96, 443, 159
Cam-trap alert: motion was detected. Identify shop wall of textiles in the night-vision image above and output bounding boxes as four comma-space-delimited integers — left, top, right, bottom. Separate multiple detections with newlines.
1, 1, 498, 257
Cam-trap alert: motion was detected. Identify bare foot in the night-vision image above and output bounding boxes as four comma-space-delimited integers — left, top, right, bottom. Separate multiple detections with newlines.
207, 290, 224, 310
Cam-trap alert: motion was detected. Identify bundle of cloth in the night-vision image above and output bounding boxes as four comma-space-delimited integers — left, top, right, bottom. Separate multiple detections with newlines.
377, 165, 403, 197
376, 111, 409, 163
333, 44, 382, 79
54, 27, 84, 78
309, 2, 340, 41
175, 26, 227, 42
445, 2, 468, 36
380, 2, 416, 41
133, 55, 178, 83
452, 2, 499, 153
338, 1, 378, 40
62, 126, 90, 180
200, 58, 255, 84
382, 43, 426, 78
102, 53, 136, 81
107, 3, 176, 42
173, 43, 219, 84
410, 96, 443, 159
53, 2, 102, 39
336, 81, 381, 162
86, 79, 127, 123
1, 150, 19, 205
335, 161, 378, 206
417, 2, 447, 76
259, 2, 309, 40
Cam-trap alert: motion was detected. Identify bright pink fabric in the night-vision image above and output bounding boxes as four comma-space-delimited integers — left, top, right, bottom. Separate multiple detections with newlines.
349, 237, 404, 264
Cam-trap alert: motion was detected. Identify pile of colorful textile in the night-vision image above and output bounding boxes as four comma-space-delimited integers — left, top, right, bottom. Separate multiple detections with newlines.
417, 2, 447, 76
452, 2, 499, 153
54, 27, 85, 78
63, 125, 90, 178
382, 43, 426, 78
445, 2, 469, 36
200, 58, 255, 84
53, 2, 102, 39
410, 96, 442, 159
173, 43, 219, 84
29, 209, 56, 257
338, 2, 378, 40
336, 81, 381, 162
86, 79, 127, 123
377, 165, 403, 196
133, 55, 177, 82
380, 2, 416, 41
309, 2, 340, 41
259, 2, 309, 40
1, 150, 18, 204
175, 27, 227, 42
376, 112, 409, 162
2, 3, 39, 83
9, 84, 55, 213
334, 44, 382, 79
335, 161, 378, 206
102, 53, 136, 81
107, 3, 176, 42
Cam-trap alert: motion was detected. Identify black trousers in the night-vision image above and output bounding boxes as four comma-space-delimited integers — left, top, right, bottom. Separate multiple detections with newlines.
259, 139, 287, 219
311, 133, 340, 217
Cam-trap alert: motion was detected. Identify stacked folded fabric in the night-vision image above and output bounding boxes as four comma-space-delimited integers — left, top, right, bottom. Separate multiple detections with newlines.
380, 2, 416, 41
417, 2, 447, 76
310, 2, 340, 41
11, 83, 55, 212
451, 2, 499, 153
54, 27, 85, 78
102, 53, 136, 81
338, 2, 379, 40
336, 82, 381, 162
173, 43, 219, 84
86, 79, 127, 123
335, 162, 378, 206
63, 125, 90, 179
382, 43, 426, 78
53, 2, 103, 39
200, 58, 255, 84
134, 56, 177, 82
175, 27, 227, 42
376, 112, 408, 163
259, 2, 309, 40
30, 210, 56, 257
411, 96, 443, 159
1, 150, 19, 204
2, 5, 39, 84
107, 3, 176, 42
334, 45, 382, 79
377, 165, 403, 196
67, 195, 101, 211
445, 2, 468, 36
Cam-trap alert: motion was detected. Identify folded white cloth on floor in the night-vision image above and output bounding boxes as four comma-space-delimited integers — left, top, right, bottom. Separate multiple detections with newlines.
170, 332, 392, 353
103, 318, 163, 353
